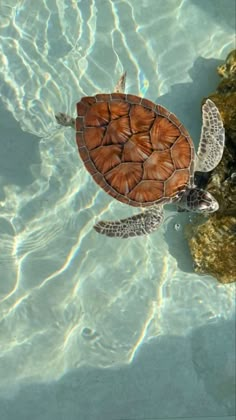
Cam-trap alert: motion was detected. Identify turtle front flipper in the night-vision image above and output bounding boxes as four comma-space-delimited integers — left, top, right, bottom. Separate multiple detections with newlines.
114, 72, 127, 93
93, 205, 164, 238
195, 99, 225, 172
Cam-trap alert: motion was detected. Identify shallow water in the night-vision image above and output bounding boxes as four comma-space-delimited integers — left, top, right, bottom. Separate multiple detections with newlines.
0, 0, 235, 418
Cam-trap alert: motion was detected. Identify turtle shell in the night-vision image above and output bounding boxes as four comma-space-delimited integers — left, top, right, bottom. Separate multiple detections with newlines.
76, 93, 195, 207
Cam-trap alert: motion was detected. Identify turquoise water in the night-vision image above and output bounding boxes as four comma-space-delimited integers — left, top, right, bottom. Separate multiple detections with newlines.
0, 0, 235, 418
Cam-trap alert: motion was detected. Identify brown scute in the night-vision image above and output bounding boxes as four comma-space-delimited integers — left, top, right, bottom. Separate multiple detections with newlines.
114, 193, 130, 205
84, 126, 105, 150
111, 93, 126, 100
101, 182, 119, 197
126, 94, 142, 104
168, 113, 183, 128
109, 101, 130, 119
85, 102, 110, 126
77, 101, 88, 116
83, 159, 97, 175
150, 117, 180, 150
127, 199, 142, 208
102, 117, 131, 145
141, 98, 155, 109
76, 117, 84, 131
164, 169, 190, 197
90, 145, 122, 173
171, 135, 192, 169
76, 132, 84, 148
130, 105, 155, 133
93, 172, 107, 190
122, 133, 152, 162
155, 104, 170, 117
78, 146, 90, 162
180, 125, 191, 138
143, 150, 174, 181
81, 96, 96, 106
128, 180, 164, 203
95, 93, 110, 102
105, 163, 143, 195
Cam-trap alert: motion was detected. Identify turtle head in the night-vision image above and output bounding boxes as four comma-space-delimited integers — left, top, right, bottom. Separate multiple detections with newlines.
178, 188, 219, 213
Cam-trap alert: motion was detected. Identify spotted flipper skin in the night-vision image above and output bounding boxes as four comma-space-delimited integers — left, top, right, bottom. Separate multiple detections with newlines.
195, 99, 225, 172
94, 206, 164, 238
55, 112, 75, 128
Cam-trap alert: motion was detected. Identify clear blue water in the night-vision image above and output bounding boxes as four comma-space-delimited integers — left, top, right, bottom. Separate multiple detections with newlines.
0, 0, 235, 419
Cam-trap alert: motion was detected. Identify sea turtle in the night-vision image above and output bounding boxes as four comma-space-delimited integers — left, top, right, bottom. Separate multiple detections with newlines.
55, 73, 225, 238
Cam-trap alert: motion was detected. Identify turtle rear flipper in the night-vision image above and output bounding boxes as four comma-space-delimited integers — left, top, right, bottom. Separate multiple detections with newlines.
114, 72, 127, 93
55, 112, 75, 128
93, 205, 164, 238
195, 99, 225, 172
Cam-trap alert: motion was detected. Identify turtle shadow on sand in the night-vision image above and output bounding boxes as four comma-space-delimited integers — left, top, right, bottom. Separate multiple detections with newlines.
0, 318, 234, 418
163, 213, 194, 274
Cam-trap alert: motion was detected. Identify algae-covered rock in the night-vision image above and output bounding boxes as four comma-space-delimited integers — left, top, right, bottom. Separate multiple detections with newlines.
217, 49, 236, 79
186, 215, 236, 284
186, 50, 236, 283
208, 49, 236, 148
206, 147, 236, 217
202, 50, 236, 153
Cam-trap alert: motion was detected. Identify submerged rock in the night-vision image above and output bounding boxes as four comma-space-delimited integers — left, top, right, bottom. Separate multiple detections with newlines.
186, 50, 236, 283
217, 49, 236, 80
186, 215, 236, 283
